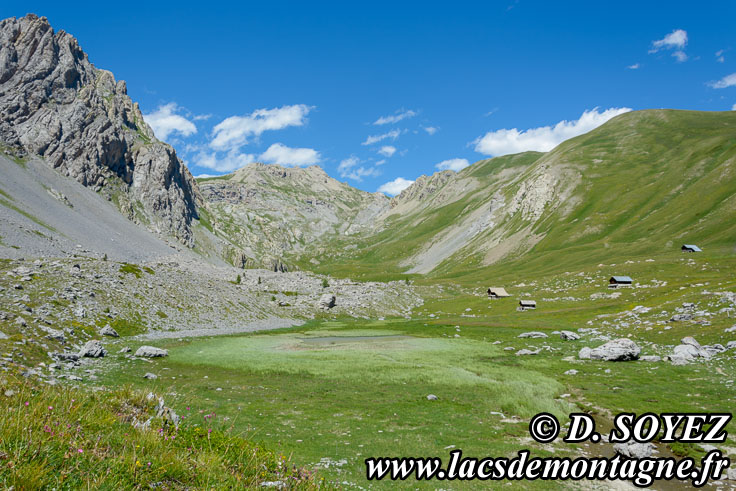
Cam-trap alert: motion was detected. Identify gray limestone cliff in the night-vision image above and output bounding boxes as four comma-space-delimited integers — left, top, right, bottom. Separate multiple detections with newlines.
0, 14, 201, 245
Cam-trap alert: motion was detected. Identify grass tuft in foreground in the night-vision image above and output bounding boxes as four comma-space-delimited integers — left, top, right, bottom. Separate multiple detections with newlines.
0, 373, 322, 489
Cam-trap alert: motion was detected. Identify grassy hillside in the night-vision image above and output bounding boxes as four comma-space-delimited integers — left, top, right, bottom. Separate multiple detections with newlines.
300, 110, 736, 283
296, 151, 544, 280
488, 110, 736, 269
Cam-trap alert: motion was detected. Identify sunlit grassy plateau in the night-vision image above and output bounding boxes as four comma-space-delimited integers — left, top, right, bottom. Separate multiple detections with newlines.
93, 249, 736, 486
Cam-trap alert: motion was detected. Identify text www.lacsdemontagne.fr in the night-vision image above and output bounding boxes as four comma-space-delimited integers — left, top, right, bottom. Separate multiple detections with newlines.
365, 449, 730, 487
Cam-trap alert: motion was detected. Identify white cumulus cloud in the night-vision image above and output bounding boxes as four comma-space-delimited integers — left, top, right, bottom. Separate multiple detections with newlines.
627, 63, 640, 70
337, 156, 381, 181
338, 156, 360, 173
435, 158, 470, 172
210, 104, 313, 151
373, 109, 417, 125
732, 103, 736, 111
672, 50, 688, 62
378, 145, 397, 157
349, 167, 381, 180
423, 126, 439, 135
362, 129, 401, 145
195, 150, 257, 173
709, 73, 736, 89
650, 29, 688, 53
258, 143, 320, 167
473, 107, 632, 157
143, 103, 197, 141
377, 177, 414, 196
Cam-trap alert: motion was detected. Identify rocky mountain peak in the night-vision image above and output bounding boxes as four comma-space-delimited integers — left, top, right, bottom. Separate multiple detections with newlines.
390, 170, 456, 208
196, 161, 390, 269
231, 162, 332, 184
0, 14, 201, 246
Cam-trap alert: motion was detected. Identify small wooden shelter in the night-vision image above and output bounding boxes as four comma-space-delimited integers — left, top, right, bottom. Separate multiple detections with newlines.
681, 244, 702, 253
487, 287, 510, 299
609, 276, 633, 288
518, 300, 537, 310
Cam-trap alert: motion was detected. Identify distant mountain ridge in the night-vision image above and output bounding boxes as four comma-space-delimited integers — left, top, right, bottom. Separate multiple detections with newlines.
196, 162, 389, 269
2, 15, 735, 280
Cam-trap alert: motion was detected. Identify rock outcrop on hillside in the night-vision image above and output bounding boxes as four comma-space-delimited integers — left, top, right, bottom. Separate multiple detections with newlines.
390, 170, 455, 207
198, 163, 389, 267
0, 14, 201, 245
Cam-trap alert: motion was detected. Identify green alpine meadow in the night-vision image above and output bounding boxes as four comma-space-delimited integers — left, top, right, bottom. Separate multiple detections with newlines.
1, 5, 736, 489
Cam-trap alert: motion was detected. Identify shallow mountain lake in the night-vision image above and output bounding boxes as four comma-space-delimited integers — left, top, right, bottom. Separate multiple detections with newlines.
97, 319, 576, 485
297, 334, 414, 345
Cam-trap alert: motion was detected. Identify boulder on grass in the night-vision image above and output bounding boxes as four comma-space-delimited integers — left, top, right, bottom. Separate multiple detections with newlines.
52, 351, 80, 362
614, 441, 655, 458
518, 331, 548, 339
668, 336, 714, 364
588, 338, 640, 361
79, 340, 106, 358
135, 346, 168, 358
516, 349, 541, 356
560, 330, 581, 341
672, 344, 702, 360
99, 325, 119, 337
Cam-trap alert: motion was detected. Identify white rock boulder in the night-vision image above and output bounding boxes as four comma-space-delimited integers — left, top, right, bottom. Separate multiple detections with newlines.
135, 346, 168, 358
99, 325, 119, 337
588, 338, 640, 361
79, 340, 107, 358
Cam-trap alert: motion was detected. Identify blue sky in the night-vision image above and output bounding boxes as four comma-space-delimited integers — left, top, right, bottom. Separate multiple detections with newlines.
4, 1, 736, 194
